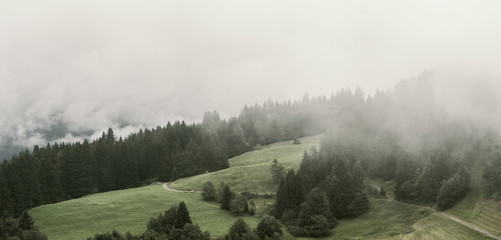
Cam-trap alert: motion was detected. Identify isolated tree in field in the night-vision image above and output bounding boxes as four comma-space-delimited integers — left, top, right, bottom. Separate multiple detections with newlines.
270, 159, 285, 183
220, 185, 233, 210
175, 201, 192, 228
201, 181, 217, 201
256, 215, 283, 239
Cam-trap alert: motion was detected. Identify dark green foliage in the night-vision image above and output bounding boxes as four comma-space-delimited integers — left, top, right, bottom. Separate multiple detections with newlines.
146, 206, 177, 235
0, 169, 12, 214
437, 165, 470, 210
0, 120, 237, 215
175, 202, 192, 229
228, 218, 258, 240
256, 215, 282, 240
216, 181, 227, 203
22, 229, 49, 240
146, 201, 192, 235
0, 213, 47, 240
18, 211, 34, 230
290, 188, 335, 237
274, 169, 304, 219
380, 186, 386, 197
0, 216, 21, 239
124, 202, 207, 240
220, 185, 233, 210
230, 193, 249, 217
483, 148, 501, 199
269, 159, 285, 183
201, 181, 216, 201
86, 230, 126, 240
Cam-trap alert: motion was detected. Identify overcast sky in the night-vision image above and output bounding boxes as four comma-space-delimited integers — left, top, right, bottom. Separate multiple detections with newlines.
1, 0, 501, 147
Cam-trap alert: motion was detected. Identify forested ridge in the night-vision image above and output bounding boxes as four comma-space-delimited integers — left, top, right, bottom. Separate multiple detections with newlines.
0, 92, 341, 217
2, 73, 501, 239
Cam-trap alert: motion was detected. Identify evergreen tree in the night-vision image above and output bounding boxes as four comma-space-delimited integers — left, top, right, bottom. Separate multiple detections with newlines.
256, 215, 282, 240
228, 218, 258, 240
201, 181, 217, 201
230, 193, 248, 217
298, 188, 335, 230
0, 169, 12, 214
18, 210, 34, 230
220, 185, 233, 210
269, 159, 285, 183
175, 201, 192, 229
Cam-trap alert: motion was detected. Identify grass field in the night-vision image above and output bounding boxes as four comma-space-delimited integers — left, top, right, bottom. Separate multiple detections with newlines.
30, 134, 501, 240
445, 147, 501, 237
30, 184, 260, 240
170, 135, 321, 193
403, 213, 494, 240
29, 136, 319, 240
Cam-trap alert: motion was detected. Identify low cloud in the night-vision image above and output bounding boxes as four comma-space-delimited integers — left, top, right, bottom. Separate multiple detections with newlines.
1, 0, 501, 158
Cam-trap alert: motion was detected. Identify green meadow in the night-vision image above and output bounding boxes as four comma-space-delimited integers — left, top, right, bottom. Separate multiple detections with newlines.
170, 135, 321, 193
30, 135, 501, 240
30, 184, 260, 240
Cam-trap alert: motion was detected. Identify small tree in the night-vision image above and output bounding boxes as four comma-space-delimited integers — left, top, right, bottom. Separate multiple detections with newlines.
201, 181, 217, 201
231, 193, 249, 216
19, 210, 34, 230
175, 201, 192, 228
220, 185, 233, 210
217, 181, 227, 203
270, 159, 285, 183
256, 215, 283, 239
228, 218, 258, 240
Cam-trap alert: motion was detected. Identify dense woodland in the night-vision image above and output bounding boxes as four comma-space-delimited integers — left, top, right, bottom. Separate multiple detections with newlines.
0, 93, 335, 216
1, 73, 501, 238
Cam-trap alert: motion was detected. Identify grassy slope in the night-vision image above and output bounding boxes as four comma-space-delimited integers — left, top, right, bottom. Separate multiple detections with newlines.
30, 184, 259, 240
30, 134, 501, 240
30, 136, 320, 240
170, 135, 322, 193
445, 148, 501, 236
403, 213, 494, 240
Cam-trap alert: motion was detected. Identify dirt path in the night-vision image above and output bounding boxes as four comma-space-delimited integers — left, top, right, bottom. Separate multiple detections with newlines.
161, 182, 201, 193
369, 180, 501, 240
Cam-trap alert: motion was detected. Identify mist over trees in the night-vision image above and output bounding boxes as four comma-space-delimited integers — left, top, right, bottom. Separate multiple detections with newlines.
1, 72, 501, 221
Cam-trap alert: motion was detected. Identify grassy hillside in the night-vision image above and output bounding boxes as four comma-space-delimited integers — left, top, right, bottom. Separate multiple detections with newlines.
30, 134, 501, 240
29, 136, 320, 240
403, 213, 494, 240
30, 184, 260, 240
170, 135, 322, 193
445, 147, 501, 236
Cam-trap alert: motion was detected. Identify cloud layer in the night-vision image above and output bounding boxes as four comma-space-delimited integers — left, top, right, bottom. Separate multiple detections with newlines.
1, 0, 501, 153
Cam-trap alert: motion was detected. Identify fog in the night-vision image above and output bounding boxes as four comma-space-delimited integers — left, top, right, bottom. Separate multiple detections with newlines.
1, 0, 501, 157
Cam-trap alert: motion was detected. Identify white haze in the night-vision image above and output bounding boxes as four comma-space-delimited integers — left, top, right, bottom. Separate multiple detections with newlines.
0, 0, 501, 151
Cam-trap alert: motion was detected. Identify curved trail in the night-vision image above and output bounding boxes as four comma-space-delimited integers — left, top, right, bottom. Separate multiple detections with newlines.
161, 182, 201, 193
369, 181, 501, 240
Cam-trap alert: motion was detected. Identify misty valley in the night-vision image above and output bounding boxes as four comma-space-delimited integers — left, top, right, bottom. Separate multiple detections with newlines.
1, 74, 501, 240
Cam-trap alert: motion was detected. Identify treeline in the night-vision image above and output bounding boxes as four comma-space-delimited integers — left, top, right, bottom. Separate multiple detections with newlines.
274, 142, 368, 237
0, 210, 47, 240
0, 93, 358, 216
87, 201, 283, 240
